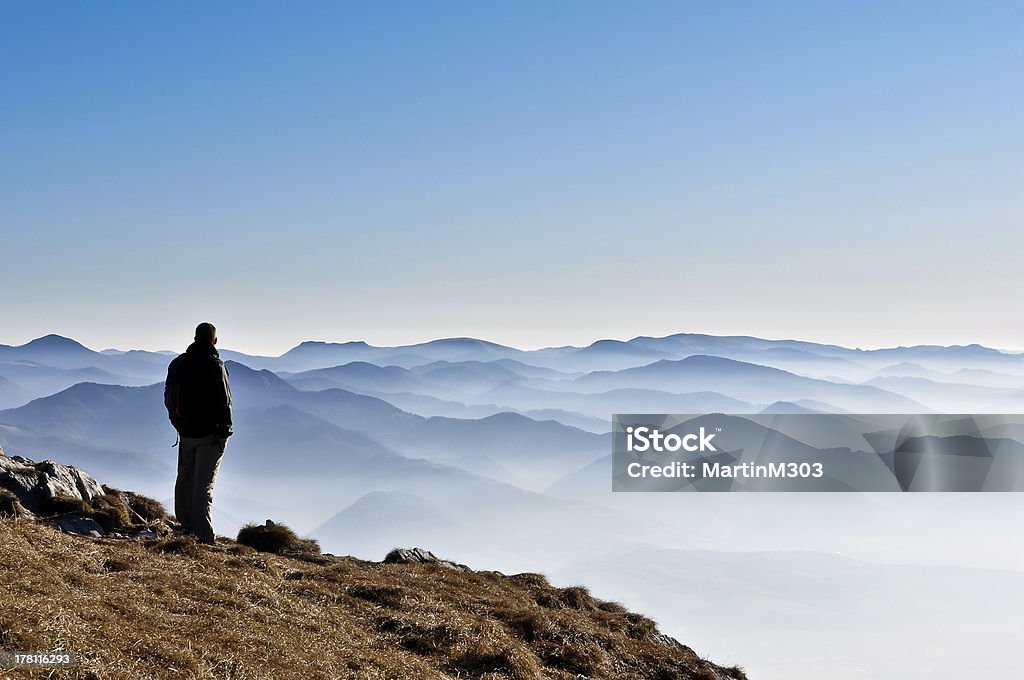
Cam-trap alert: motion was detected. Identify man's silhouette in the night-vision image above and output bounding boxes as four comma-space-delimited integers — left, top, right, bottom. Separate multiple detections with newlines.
164, 322, 233, 544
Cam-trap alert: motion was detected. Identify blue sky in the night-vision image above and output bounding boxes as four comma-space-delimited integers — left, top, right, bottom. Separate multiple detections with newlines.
2, 1, 1022, 354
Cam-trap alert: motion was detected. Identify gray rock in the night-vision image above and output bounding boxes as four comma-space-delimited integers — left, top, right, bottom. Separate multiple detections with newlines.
35, 460, 105, 503
0, 452, 105, 514
649, 632, 688, 650
54, 514, 105, 538
0, 456, 43, 511
383, 547, 471, 571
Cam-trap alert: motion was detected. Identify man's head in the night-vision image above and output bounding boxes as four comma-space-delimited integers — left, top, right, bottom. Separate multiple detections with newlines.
195, 322, 218, 346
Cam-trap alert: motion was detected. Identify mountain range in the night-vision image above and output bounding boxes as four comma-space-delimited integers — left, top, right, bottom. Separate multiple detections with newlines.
1, 330, 1023, 680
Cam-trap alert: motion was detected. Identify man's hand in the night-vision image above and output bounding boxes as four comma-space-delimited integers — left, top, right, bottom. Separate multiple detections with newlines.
216, 425, 233, 439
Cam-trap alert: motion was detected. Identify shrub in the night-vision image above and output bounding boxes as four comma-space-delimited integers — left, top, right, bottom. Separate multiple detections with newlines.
597, 600, 628, 614
41, 494, 90, 516
623, 611, 658, 639
236, 521, 320, 555
87, 493, 133, 532
0, 489, 25, 518
125, 492, 168, 522
508, 573, 550, 589
40, 492, 136, 532
559, 586, 596, 611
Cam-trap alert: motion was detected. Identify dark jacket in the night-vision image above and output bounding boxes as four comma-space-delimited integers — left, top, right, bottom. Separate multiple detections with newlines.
164, 341, 233, 439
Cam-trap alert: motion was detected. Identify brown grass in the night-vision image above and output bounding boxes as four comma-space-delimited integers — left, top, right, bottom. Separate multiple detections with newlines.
0, 519, 747, 680
37, 489, 170, 538
0, 488, 26, 518
42, 493, 133, 533
236, 522, 320, 556
123, 490, 169, 523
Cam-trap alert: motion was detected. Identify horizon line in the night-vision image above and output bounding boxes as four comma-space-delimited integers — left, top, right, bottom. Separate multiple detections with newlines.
3, 331, 1022, 358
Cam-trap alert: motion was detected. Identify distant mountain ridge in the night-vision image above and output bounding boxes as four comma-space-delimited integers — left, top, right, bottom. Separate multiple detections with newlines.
3, 329, 1022, 424
5, 331, 1023, 378
2, 330, 1022, 680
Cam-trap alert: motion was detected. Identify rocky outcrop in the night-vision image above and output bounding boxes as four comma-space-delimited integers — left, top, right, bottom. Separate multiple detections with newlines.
0, 447, 169, 539
384, 546, 471, 571
0, 447, 105, 515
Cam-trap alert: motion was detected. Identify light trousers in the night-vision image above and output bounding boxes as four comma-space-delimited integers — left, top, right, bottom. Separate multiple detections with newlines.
174, 434, 226, 544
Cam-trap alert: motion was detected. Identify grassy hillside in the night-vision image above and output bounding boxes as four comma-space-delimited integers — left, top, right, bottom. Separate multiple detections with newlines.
0, 519, 746, 680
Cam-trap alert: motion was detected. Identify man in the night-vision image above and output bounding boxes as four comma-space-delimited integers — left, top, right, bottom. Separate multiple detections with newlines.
164, 322, 233, 545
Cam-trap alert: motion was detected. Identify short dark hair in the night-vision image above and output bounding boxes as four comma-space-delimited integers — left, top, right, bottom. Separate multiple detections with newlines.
195, 322, 217, 344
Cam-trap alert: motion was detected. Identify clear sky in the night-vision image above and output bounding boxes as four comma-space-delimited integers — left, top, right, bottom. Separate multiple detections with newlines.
2, 1, 1022, 355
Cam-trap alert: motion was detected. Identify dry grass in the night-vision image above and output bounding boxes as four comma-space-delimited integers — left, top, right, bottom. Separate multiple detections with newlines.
34, 488, 170, 538
0, 488, 25, 518
42, 493, 134, 534
99, 485, 171, 524
123, 491, 169, 523
236, 522, 320, 556
0, 519, 746, 680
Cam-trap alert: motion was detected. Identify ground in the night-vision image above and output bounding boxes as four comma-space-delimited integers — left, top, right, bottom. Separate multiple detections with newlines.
0, 519, 746, 680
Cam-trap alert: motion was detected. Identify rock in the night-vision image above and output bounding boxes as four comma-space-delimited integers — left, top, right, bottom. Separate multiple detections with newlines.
383, 547, 471, 571
54, 514, 105, 538
0, 456, 43, 510
0, 452, 105, 514
649, 633, 688, 651
35, 460, 105, 503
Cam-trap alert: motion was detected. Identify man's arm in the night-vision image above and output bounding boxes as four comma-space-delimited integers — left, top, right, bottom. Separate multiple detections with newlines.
214, 360, 233, 438
163, 358, 184, 431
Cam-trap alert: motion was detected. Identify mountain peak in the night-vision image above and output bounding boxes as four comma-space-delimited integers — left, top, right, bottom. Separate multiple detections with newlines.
670, 354, 764, 370
19, 334, 91, 352
413, 337, 515, 350
296, 340, 371, 349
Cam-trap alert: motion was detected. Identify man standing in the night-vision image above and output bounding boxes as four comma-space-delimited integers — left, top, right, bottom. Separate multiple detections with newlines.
164, 322, 233, 545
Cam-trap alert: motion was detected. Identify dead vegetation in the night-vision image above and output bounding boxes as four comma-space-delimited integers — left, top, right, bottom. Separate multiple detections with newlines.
25, 485, 172, 538
236, 521, 321, 556
0, 488, 23, 517
0, 518, 746, 680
